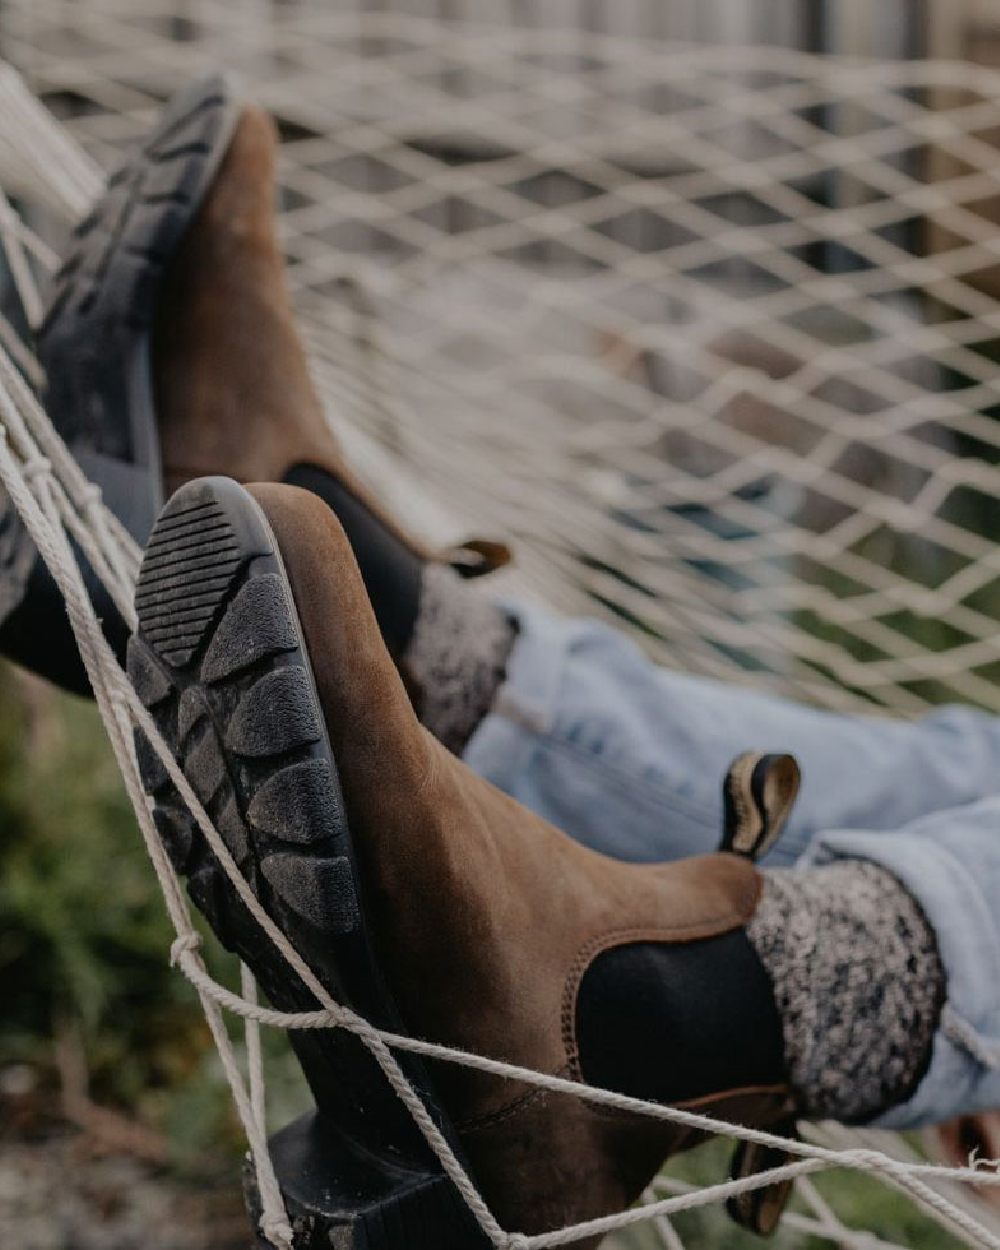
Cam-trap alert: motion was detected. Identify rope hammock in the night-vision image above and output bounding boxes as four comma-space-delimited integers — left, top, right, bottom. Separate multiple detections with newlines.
2, 5, 1000, 1246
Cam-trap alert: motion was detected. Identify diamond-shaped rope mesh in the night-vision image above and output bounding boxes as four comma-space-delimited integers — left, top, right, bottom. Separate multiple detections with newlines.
3, 4, 1000, 1248
8, 4, 1000, 717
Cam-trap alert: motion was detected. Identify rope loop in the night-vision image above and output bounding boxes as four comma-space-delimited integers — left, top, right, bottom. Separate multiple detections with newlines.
170, 933, 203, 967
21, 454, 52, 484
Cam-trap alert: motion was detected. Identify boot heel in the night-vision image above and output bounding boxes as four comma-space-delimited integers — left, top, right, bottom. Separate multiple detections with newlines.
243, 1111, 494, 1250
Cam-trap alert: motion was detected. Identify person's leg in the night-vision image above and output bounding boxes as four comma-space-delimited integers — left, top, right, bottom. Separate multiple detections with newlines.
792, 794, 1000, 1127
9, 76, 508, 696
29, 77, 987, 870
130, 477, 991, 1242
464, 599, 1000, 866
127, 478, 798, 1238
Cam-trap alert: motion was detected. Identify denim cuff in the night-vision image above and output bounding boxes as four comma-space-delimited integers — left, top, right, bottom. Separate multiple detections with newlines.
802, 829, 1000, 1127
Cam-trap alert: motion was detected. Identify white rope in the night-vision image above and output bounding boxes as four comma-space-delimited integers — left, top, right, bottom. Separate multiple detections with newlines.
241, 964, 267, 1141
944, 1006, 1000, 1072
0, 407, 992, 1250
165, 941, 1000, 1247
1, 23, 1000, 1250
3, 312, 995, 1250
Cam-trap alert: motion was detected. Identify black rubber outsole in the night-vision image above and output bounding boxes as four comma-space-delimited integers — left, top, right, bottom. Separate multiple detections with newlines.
128, 477, 490, 1250
36, 74, 241, 545
0, 77, 244, 696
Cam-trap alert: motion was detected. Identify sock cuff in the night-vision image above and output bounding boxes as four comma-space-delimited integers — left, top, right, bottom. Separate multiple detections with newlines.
404, 565, 516, 755
748, 859, 945, 1122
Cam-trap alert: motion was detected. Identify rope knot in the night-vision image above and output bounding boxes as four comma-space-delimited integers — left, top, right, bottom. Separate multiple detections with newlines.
77, 481, 103, 510
169, 933, 202, 967
22, 455, 52, 484
505, 1236, 531, 1250
108, 686, 132, 712
259, 1213, 294, 1250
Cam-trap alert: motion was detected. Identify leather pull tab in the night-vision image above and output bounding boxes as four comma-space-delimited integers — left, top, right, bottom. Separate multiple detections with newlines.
727, 1130, 798, 1236
439, 538, 512, 579
721, 752, 800, 861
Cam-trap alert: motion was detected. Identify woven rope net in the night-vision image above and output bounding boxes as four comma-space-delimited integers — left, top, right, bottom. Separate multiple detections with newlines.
2, 3, 1000, 1247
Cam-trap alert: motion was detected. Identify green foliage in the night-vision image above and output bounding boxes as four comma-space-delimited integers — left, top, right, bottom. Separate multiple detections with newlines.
614, 1138, 969, 1250
0, 665, 312, 1167
0, 669, 231, 1159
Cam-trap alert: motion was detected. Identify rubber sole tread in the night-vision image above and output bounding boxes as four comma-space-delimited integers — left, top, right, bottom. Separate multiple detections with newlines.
129, 478, 359, 945
36, 75, 241, 481
127, 478, 483, 1228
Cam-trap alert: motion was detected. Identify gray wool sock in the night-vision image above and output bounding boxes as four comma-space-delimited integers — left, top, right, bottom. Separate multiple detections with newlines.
747, 859, 945, 1123
402, 564, 516, 755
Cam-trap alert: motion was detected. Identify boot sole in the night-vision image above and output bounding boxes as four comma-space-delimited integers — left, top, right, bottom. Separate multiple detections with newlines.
1, 78, 241, 693
127, 476, 490, 1249
36, 74, 241, 546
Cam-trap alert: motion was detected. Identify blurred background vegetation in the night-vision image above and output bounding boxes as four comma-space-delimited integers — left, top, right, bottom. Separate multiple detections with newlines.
0, 666, 313, 1247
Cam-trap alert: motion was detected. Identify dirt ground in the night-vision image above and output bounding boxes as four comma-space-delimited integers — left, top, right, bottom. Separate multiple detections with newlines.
0, 1136, 250, 1250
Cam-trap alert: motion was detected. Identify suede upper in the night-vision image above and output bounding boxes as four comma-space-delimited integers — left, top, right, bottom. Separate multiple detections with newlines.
248, 483, 794, 1240
151, 108, 440, 567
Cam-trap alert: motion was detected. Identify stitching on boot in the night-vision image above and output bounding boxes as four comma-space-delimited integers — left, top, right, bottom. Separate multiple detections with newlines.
457, 1062, 577, 1136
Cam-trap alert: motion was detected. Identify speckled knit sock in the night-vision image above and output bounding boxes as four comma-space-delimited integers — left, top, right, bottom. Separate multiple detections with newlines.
402, 564, 516, 755
747, 860, 946, 1122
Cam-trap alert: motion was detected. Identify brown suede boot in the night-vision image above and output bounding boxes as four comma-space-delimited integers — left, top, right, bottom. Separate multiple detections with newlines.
128, 477, 793, 1247
152, 100, 333, 496
150, 87, 506, 582
40, 75, 485, 570
24, 76, 504, 696
150, 92, 383, 513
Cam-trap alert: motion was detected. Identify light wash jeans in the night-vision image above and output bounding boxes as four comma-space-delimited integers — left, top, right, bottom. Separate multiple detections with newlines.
463, 603, 1000, 1129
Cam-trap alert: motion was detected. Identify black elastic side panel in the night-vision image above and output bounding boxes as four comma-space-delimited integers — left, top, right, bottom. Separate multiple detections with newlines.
576, 930, 786, 1104
0, 541, 128, 696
